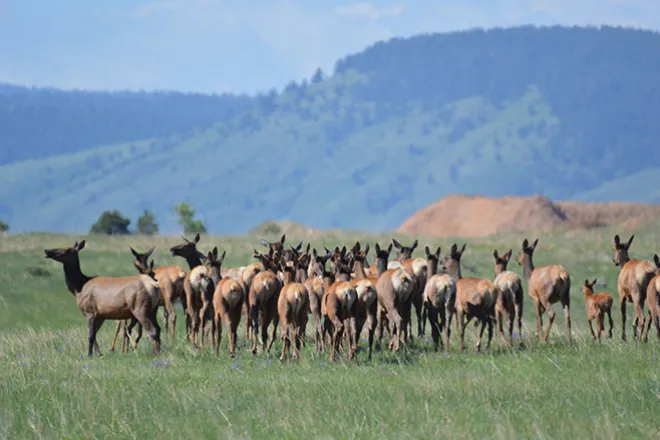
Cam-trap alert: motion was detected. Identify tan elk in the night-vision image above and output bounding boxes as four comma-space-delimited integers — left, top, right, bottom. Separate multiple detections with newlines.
306, 249, 331, 352
642, 254, 660, 343
169, 232, 206, 342
581, 279, 614, 343
422, 246, 456, 352
260, 234, 287, 261
516, 238, 572, 345
373, 243, 415, 352
347, 242, 379, 360
492, 249, 524, 348
392, 239, 428, 339
439, 243, 497, 352
45, 240, 162, 356
249, 249, 282, 355
611, 234, 655, 342
277, 252, 310, 361
208, 251, 245, 358
321, 250, 358, 362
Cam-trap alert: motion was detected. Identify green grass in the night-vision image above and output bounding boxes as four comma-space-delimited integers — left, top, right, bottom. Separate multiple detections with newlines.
1, 225, 660, 438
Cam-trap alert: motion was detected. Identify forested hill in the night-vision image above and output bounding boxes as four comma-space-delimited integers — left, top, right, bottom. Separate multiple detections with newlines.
0, 84, 254, 164
2, 25, 660, 234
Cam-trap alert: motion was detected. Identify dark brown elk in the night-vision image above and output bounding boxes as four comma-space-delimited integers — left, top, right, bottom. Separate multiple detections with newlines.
373, 243, 414, 352
581, 279, 614, 343
45, 240, 162, 356
440, 243, 497, 352
611, 234, 655, 342
516, 238, 572, 345
392, 238, 428, 338
422, 246, 456, 352
492, 249, 524, 348
277, 253, 310, 361
642, 254, 660, 343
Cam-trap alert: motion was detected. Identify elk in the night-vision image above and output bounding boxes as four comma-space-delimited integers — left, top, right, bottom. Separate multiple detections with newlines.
516, 238, 572, 345
422, 246, 456, 352
169, 232, 206, 342
320, 248, 358, 361
348, 242, 379, 360
492, 249, 524, 348
44, 240, 162, 356
392, 238, 428, 339
611, 234, 655, 342
239, 250, 267, 341
306, 249, 331, 352
642, 254, 660, 343
196, 247, 225, 350
440, 243, 497, 352
581, 279, 614, 343
373, 243, 415, 352
277, 253, 310, 361
207, 251, 245, 358
249, 249, 282, 355
130, 246, 186, 344
260, 234, 287, 261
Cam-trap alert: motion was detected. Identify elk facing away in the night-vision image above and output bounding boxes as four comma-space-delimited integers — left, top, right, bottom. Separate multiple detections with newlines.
440, 243, 497, 352
45, 240, 162, 356
392, 239, 428, 339
581, 279, 614, 343
492, 249, 524, 348
612, 234, 655, 342
516, 238, 572, 345
249, 250, 283, 355
348, 242, 379, 360
277, 253, 310, 361
422, 246, 456, 352
642, 254, 660, 343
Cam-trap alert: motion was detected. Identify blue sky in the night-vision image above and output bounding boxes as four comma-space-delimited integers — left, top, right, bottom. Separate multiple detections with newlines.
1, 0, 659, 94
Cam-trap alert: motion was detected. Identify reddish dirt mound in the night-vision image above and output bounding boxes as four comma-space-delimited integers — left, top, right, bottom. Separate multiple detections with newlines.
399, 194, 660, 238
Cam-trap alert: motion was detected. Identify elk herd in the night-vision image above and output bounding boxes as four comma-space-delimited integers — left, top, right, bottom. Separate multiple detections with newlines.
43, 232, 660, 360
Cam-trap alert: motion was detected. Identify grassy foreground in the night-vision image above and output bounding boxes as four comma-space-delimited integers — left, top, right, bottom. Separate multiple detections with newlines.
1, 226, 660, 438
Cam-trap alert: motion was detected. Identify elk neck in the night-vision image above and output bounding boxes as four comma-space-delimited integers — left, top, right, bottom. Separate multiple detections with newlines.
62, 255, 90, 295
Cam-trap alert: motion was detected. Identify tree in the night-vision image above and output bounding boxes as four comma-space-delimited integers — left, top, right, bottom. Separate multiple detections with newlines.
311, 67, 324, 84
136, 209, 159, 235
89, 210, 131, 235
0, 219, 8, 234
173, 202, 206, 233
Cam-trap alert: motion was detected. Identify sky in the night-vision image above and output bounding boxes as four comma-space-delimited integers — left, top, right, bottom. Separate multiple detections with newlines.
1, 0, 659, 95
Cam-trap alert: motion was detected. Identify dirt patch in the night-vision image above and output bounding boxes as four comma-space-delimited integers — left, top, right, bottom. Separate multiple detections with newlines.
399, 194, 660, 238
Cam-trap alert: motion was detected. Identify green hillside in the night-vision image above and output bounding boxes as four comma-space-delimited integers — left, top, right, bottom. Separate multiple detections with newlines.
2, 25, 660, 234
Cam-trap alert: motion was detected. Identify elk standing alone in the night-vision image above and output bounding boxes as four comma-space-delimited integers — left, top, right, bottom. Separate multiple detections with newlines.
45, 240, 162, 356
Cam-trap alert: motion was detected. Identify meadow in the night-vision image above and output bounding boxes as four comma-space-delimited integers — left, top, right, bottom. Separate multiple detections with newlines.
1, 224, 660, 439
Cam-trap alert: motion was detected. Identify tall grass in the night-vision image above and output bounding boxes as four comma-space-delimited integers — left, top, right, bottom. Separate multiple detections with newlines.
0, 226, 659, 438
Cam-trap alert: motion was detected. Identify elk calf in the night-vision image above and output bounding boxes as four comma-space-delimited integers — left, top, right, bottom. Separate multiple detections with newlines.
581, 279, 614, 343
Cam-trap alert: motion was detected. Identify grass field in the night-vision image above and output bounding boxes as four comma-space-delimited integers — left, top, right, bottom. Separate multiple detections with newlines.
1, 225, 660, 439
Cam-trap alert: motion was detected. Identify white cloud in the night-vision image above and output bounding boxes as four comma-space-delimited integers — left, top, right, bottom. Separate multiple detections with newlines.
335, 2, 405, 20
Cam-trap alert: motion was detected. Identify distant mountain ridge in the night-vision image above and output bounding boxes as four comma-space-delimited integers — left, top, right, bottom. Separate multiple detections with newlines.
2, 25, 660, 234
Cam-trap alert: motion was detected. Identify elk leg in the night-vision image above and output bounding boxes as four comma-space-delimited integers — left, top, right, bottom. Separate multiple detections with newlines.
427, 305, 441, 352
497, 309, 508, 345
457, 310, 467, 352
138, 306, 161, 354
229, 306, 240, 358
597, 312, 604, 343
540, 300, 555, 343
162, 293, 177, 345
110, 320, 122, 352
535, 301, 543, 341
366, 302, 377, 361
654, 313, 660, 342
375, 307, 385, 351
267, 312, 279, 353
507, 309, 514, 347
476, 318, 487, 352
486, 316, 494, 350
87, 316, 104, 357
588, 318, 596, 340
514, 300, 524, 349
444, 303, 454, 351
214, 314, 222, 357
642, 309, 652, 343
620, 297, 627, 342
421, 301, 428, 337
606, 309, 614, 338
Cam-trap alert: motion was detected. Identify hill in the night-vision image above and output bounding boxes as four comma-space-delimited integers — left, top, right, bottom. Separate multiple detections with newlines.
3, 25, 660, 233
399, 194, 660, 237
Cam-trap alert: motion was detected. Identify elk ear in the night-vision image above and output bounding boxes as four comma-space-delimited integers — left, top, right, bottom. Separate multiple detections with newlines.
207, 251, 213, 261
295, 241, 302, 252
613, 234, 621, 246
375, 243, 381, 253
219, 250, 226, 264
363, 243, 369, 257
450, 243, 457, 255
392, 238, 402, 249
280, 234, 286, 245
435, 246, 442, 257
592, 278, 598, 286
584, 279, 589, 286
387, 243, 392, 254
130, 247, 140, 258
626, 234, 635, 249
460, 243, 467, 254
305, 243, 310, 253
193, 233, 200, 243
531, 239, 539, 250
425, 246, 431, 258
212, 247, 218, 259
493, 249, 499, 260
654, 254, 660, 266
77, 240, 86, 251
522, 238, 529, 249
411, 239, 418, 251
150, 260, 155, 270
312, 248, 318, 258
260, 239, 270, 248
504, 249, 512, 261
340, 246, 347, 257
